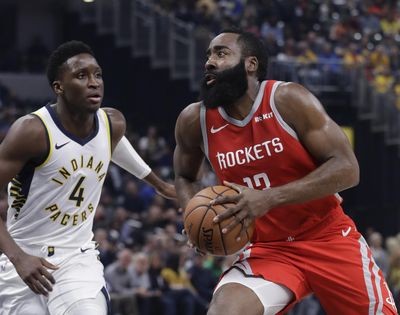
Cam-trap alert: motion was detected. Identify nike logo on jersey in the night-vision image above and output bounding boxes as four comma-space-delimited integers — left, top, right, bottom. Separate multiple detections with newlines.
341, 227, 351, 237
211, 124, 229, 134
55, 141, 70, 150
80, 247, 91, 253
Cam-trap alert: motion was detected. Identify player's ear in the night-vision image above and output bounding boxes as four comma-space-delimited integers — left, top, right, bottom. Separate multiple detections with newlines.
246, 56, 258, 74
52, 81, 63, 95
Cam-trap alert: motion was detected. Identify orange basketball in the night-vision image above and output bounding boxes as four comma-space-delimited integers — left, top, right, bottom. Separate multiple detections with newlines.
184, 185, 255, 256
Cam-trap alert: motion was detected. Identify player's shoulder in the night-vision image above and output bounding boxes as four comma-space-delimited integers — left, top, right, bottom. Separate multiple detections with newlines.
1, 113, 48, 158
101, 106, 126, 133
101, 107, 126, 148
275, 82, 322, 113
178, 101, 201, 123
10, 113, 47, 138
101, 107, 125, 123
175, 102, 202, 143
274, 81, 327, 130
275, 82, 309, 101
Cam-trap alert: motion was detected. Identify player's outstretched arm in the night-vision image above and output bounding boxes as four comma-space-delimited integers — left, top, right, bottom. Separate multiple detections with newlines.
213, 83, 359, 233
0, 115, 58, 296
173, 102, 205, 209
104, 107, 176, 199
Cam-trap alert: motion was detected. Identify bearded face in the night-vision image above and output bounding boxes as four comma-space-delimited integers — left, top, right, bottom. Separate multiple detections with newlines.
200, 59, 248, 109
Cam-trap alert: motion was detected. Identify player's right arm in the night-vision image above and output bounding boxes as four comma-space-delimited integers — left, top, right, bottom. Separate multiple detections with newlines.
104, 107, 177, 199
173, 102, 205, 210
0, 115, 58, 296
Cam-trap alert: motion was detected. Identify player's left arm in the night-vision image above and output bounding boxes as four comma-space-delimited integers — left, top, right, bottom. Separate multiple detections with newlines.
268, 82, 360, 204
213, 82, 359, 231
103, 107, 176, 200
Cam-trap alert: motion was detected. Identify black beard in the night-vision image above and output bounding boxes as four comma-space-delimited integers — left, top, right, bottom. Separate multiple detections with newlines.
200, 60, 248, 109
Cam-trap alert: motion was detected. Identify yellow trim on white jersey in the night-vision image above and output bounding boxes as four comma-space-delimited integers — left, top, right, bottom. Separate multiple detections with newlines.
100, 109, 112, 159
33, 111, 53, 169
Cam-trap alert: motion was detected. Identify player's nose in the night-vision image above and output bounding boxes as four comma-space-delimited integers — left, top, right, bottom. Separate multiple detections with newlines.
88, 74, 101, 88
205, 60, 216, 71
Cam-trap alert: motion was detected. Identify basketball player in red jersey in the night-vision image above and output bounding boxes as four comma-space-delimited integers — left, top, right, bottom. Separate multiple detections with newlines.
173, 29, 397, 315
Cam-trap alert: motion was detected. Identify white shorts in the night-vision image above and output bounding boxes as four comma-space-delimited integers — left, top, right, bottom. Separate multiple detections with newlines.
0, 242, 107, 315
214, 267, 293, 315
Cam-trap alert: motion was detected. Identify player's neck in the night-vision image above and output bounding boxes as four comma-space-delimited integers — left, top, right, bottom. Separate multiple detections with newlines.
224, 80, 261, 120
54, 103, 96, 138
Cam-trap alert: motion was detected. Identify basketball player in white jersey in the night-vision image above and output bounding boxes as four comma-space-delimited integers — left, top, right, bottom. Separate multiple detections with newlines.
0, 41, 176, 315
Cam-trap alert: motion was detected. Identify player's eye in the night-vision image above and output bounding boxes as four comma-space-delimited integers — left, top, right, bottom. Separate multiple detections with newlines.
77, 73, 86, 79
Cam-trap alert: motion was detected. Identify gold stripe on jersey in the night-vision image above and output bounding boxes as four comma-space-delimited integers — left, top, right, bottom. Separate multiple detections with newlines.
9, 178, 28, 219
33, 111, 53, 169
100, 109, 112, 159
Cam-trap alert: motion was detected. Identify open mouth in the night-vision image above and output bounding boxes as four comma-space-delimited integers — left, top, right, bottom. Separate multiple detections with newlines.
87, 95, 102, 103
205, 73, 216, 86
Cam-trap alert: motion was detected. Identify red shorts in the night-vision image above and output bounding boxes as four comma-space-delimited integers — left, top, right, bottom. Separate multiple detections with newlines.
228, 215, 397, 314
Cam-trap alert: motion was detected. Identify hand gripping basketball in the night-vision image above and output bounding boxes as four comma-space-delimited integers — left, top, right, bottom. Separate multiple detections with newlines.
183, 185, 255, 256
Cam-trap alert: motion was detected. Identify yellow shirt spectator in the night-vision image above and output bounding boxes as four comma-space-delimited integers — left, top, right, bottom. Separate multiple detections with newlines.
373, 68, 394, 94
161, 267, 194, 290
394, 82, 400, 110
381, 15, 400, 37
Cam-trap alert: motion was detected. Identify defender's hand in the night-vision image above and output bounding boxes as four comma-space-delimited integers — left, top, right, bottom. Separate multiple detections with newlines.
13, 252, 59, 296
156, 182, 177, 200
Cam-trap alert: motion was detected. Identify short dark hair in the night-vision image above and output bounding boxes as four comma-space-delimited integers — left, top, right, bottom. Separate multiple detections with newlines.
46, 40, 95, 86
219, 28, 268, 81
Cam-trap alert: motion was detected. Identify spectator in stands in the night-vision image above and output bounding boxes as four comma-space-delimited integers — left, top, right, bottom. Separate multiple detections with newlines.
188, 255, 217, 311
142, 204, 167, 232
260, 16, 284, 46
161, 252, 197, 315
122, 178, 145, 219
143, 251, 167, 314
380, 10, 400, 37
393, 77, 400, 110
296, 41, 318, 65
388, 44, 400, 73
373, 65, 394, 94
105, 248, 140, 315
369, 44, 390, 74
138, 125, 169, 169
317, 41, 342, 83
296, 41, 320, 86
343, 42, 366, 69
131, 252, 164, 315
360, 8, 382, 35
368, 231, 390, 277
218, 0, 244, 23
94, 227, 118, 268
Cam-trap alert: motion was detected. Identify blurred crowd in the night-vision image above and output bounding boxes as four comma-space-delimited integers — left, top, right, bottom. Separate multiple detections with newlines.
152, 0, 400, 106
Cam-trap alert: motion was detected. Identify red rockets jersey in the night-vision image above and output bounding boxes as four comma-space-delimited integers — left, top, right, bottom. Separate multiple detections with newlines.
200, 80, 344, 242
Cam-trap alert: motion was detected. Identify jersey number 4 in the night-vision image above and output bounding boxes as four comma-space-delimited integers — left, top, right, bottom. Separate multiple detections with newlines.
69, 176, 86, 207
243, 172, 271, 190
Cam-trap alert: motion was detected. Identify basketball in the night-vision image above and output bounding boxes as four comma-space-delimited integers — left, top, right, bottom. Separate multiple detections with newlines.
184, 185, 255, 256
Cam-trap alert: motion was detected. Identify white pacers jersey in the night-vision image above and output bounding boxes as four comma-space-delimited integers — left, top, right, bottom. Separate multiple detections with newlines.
6, 104, 112, 253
